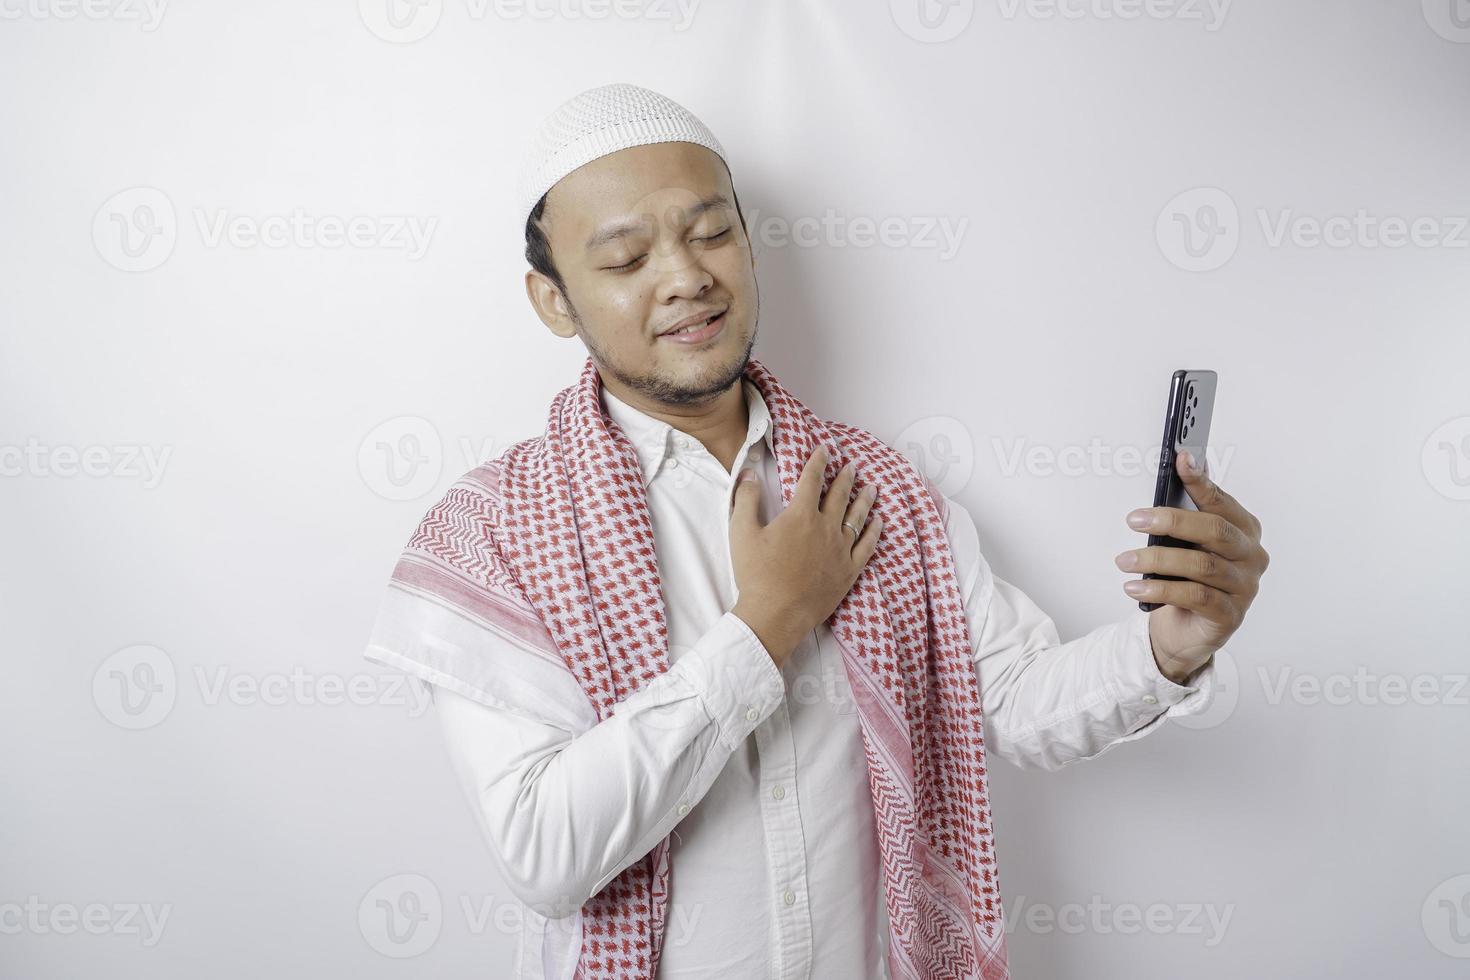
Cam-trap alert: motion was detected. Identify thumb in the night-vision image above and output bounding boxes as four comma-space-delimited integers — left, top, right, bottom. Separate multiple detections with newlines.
729, 468, 761, 528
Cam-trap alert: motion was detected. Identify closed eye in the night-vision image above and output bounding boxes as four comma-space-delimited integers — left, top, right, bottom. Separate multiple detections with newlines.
605, 254, 646, 272
603, 229, 732, 273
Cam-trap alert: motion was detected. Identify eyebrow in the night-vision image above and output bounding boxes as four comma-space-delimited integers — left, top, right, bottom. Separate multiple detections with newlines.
584, 194, 733, 252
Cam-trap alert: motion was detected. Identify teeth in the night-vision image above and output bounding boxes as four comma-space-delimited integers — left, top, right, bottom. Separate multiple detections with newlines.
669, 312, 719, 336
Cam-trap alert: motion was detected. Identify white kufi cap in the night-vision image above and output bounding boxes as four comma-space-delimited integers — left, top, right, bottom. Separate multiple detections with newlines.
515, 82, 728, 230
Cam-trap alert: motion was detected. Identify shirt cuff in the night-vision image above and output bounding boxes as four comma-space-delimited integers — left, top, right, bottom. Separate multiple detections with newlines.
675, 610, 788, 752
1108, 609, 1218, 740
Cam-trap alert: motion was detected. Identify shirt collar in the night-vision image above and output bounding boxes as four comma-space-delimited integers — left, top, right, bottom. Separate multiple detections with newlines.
600, 377, 773, 488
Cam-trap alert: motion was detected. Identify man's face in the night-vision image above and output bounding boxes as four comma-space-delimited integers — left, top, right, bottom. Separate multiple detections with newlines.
526, 141, 759, 406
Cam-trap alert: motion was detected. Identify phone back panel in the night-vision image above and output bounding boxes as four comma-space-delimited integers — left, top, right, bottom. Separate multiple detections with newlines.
1140, 369, 1217, 610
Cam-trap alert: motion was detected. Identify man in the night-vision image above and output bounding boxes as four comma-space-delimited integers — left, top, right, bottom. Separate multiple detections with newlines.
362, 82, 1269, 980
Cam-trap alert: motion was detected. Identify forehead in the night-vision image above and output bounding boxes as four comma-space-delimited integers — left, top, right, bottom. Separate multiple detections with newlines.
542, 142, 731, 251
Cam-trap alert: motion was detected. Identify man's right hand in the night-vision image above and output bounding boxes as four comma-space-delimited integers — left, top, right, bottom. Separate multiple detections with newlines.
728, 445, 883, 667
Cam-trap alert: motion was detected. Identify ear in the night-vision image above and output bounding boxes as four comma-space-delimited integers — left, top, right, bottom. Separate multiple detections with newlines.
525, 269, 578, 339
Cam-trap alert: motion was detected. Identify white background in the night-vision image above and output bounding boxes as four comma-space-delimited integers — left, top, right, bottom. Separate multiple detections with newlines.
3, 0, 1469, 977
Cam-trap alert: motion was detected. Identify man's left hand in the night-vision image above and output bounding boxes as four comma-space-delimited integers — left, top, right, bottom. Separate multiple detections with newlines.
1114, 449, 1271, 685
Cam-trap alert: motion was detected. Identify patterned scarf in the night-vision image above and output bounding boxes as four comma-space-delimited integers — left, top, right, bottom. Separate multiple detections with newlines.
427, 355, 1009, 979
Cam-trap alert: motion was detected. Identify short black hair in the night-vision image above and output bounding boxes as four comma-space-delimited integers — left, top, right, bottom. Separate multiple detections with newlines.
523, 174, 750, 300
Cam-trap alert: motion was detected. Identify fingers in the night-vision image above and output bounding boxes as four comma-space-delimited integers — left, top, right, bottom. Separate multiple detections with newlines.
1175, 450, 1262, 541
1115, 544, 1256, 599
842, 482, 877, 543
792, 444, 830, 512
1124, 576, 1243, 630
820, 459, 858, 518
729, 468, 762, 530
1128, 505, 1255, 561
849, 506, 884, 570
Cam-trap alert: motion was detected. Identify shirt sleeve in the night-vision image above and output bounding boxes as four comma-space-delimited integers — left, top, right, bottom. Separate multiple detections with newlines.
427, 609, 786, 918
940, 490, 1218, 772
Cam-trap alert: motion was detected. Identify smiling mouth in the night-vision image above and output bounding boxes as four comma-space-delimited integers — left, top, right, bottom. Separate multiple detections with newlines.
661, 308, 726, 336
659, 309, 728, 344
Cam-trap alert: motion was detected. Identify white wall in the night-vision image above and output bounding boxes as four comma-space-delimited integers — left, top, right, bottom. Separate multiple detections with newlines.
3, 1, 1467, 977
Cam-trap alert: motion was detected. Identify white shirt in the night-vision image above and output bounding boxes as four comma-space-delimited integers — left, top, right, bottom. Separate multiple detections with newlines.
412, 378, 1215, 980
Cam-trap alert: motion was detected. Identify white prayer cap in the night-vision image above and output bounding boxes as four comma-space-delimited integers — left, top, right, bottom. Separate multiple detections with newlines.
515, 82, 728, 231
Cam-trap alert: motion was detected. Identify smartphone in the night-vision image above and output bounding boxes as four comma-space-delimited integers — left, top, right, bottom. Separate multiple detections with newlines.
1139, 369, 1218, 612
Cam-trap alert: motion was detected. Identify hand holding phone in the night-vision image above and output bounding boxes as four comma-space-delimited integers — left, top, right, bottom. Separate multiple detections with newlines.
1119, 368, 1271, 684
1139, 369, 1218, 611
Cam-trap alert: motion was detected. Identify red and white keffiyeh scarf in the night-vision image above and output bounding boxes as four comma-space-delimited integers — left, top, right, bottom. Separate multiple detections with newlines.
403, 355, 1009, 980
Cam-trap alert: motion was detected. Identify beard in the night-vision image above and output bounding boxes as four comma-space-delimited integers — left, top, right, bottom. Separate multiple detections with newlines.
575, 296, 761, 409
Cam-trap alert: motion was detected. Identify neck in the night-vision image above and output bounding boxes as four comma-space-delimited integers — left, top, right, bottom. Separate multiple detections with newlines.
601, 375, 751, 475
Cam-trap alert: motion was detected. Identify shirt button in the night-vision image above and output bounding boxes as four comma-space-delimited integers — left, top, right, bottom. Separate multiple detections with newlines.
745, 707, 759, 722
1142, 694, 1158, 704
676, 803, 690, 816
783, 889, 796, 906
771, 785, 785, 800
667, 457, 680, 468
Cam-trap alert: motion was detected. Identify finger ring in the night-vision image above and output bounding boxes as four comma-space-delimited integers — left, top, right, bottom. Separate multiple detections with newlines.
842, 521, 861, 543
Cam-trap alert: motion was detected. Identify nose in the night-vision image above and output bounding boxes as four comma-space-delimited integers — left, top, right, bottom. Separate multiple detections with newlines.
654, 239, 716, 304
